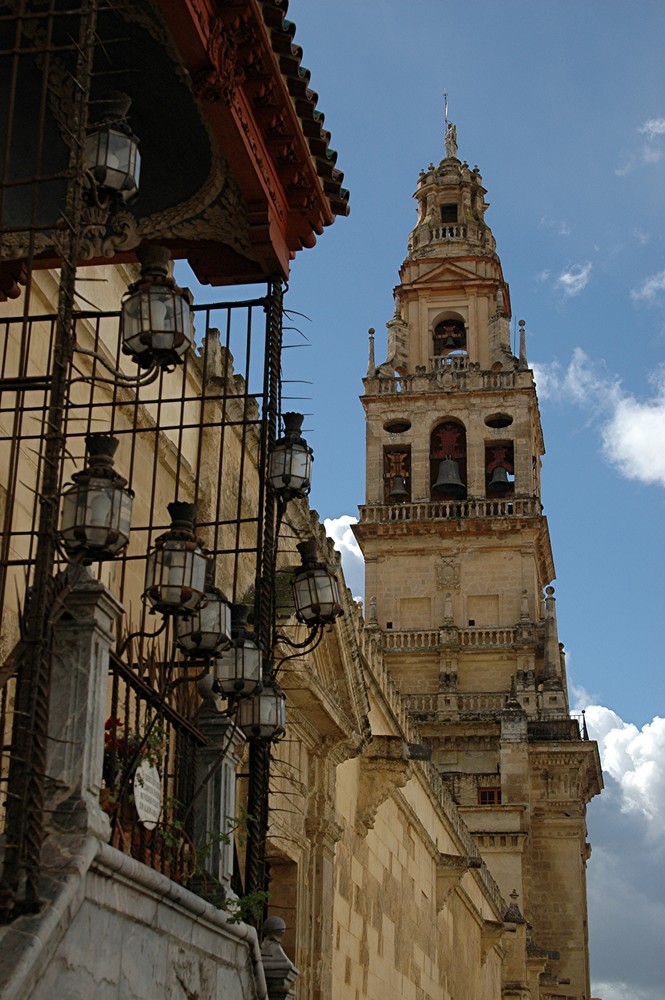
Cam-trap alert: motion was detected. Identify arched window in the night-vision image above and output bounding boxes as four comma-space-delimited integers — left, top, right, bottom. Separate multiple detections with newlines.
430, 420, 467, 499
433, 318, 466, 356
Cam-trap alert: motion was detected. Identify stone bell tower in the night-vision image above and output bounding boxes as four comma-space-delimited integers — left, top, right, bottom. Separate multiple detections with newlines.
355, 120, 602, 1000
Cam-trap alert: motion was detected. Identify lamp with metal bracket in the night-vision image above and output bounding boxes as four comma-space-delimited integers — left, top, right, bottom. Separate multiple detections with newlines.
175, 561, 232, 659
214, 604, 263, 697
236, 679, 286, 741
59, 433, 133, 564
85, 91, 140, 203
268, 412, 313, 501
291, 539, 343, 626
144, 502, 208, 616
121, 246, 194, 370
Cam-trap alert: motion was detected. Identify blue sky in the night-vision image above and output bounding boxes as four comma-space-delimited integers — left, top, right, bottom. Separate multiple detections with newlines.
184, 3, 665, 996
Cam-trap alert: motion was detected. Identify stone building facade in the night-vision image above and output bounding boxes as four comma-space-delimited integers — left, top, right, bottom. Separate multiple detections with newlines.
0, 4, 601, 998
353, 124, 603, 1000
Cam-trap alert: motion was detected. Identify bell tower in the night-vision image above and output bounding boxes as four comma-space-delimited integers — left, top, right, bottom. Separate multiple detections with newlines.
355, 119, 602, 999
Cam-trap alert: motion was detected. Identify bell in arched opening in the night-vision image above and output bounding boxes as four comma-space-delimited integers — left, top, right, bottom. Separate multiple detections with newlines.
432, 457, 466, 498
388, 475, 409, 502
487, 464, 511, 495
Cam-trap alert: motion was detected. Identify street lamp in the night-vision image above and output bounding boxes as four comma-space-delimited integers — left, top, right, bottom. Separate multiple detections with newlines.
292, 539, 343, 626
214, 604, 263, 697
85, 91, 140, 203
237, 680, 286, 741
175, 562, 232, 658
144, 502, 208, 615
268, 412, 312, 500
121, 246, 194, 369
59, 433, 133, 563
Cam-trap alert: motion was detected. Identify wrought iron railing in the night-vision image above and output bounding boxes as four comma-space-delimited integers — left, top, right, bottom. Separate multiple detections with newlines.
0, 288, 283, 915
103, 653, 205, 883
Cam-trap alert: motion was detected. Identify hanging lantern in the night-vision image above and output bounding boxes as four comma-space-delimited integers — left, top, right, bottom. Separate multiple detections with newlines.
84, 92, 140, 202
236, 680, 286, 741
292, 539, 343, 626
121, 246, 194, 369
214, 604, 262, 697
268, 412, 313, 500
60, 433, 133, 563
144, 502, 208, 615
175, 561, 232, 658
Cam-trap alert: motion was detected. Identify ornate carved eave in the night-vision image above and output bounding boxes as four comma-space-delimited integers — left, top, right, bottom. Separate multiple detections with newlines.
4, 1, 348, 287
156, 0, 349, 279
355, 736, 413, 837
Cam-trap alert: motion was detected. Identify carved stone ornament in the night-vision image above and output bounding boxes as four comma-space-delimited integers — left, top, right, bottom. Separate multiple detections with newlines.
435, 852, 481, 910
436, 557, 460, 591
355, 736, 412, 838
192, 15, 246, 103
481, 920, 508, 964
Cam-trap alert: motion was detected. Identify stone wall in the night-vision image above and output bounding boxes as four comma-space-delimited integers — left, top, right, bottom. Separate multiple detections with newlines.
0, 834, 267, 1000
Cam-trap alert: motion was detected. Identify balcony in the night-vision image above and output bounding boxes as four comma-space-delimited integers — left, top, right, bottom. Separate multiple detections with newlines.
358, 497, 541, 524
383, 626, 518, 653
368, 364, 533, 396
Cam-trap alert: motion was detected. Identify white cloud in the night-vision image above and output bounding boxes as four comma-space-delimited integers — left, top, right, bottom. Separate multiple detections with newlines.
600, 372, 665, 485
593, 982, 663, 1000
556, 261, 592, 296
639, 117, 665, 137
324, 514, 364, 599
631, 268, 665, 302
539, 216, 570, 236
586, 707, 665, 837
616, 117, 665, 175
533, 351, 665, 487
633, 228, 650, 245
583, 705, 665, 1000
614, 159, 634, 177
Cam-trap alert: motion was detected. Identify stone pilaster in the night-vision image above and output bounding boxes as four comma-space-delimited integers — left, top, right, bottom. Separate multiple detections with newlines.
45, 566, 124, 840
194, 704, 245, 891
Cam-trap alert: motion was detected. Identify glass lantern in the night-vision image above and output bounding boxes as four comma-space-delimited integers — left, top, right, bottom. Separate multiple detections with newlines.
292, 539, 343, 625
121, 246, 194, 369
236, 681, 286, 741
214, 604, 262, 697
175, 570, 232, 658
84, 92, 140, 202
60, 433, 133, 563
144, 502, 208, 615
268, 412, 313, 500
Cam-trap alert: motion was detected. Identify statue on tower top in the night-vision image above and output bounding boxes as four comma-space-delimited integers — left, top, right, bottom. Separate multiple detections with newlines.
444, 91, 458, 158
445, 122, 458, 159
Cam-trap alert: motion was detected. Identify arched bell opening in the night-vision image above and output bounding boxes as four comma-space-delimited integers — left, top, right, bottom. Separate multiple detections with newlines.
432, 315, 467, 357
485, 442, 515, 497
430, 420, 467, 500
384, 446, 411, 503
